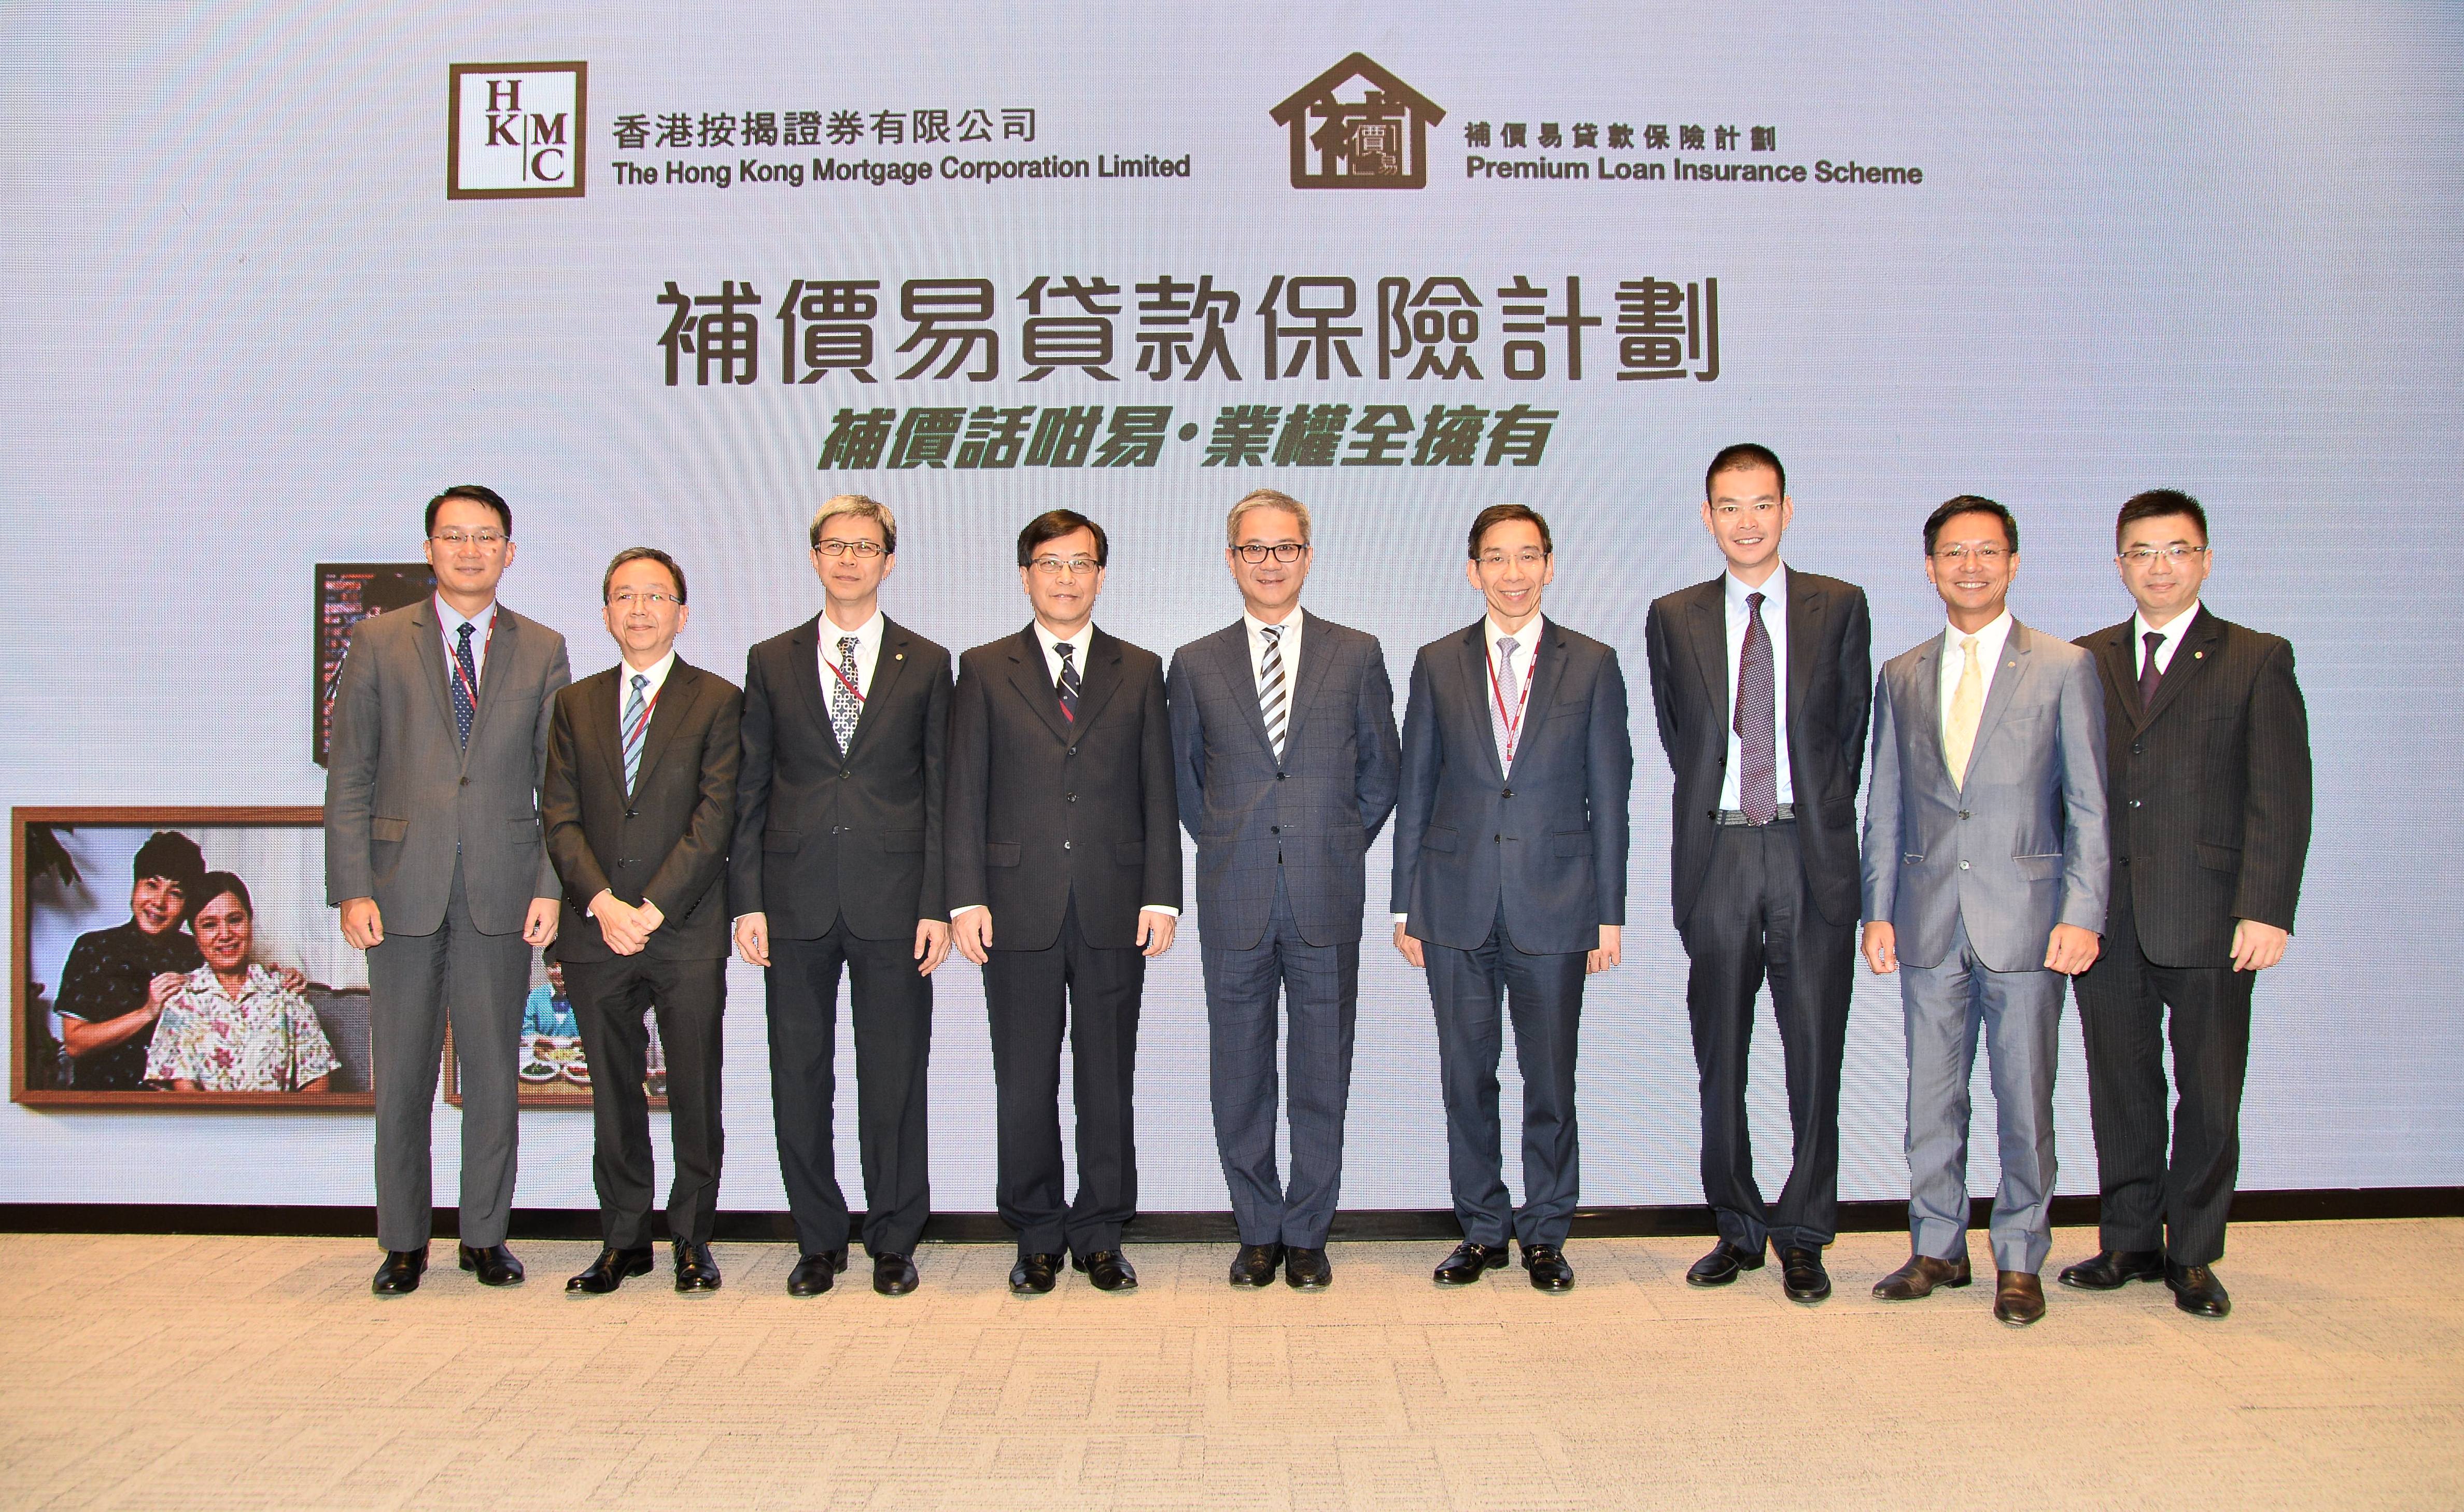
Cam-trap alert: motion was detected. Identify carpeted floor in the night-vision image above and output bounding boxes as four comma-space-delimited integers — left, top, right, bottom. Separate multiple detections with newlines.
3, 1220, 2457, 1509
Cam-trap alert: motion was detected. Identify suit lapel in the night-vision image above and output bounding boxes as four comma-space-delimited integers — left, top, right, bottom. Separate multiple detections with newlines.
2141, 605, 2217, 729
408, 600, 463, 757
1906, 635, 1947, 787
846, 618, 913, 755
465, 610, 518, 759
1506, 621, 1570, 780
1686, 584, 1728, 725
628, 661, 697, 795
1209, 623, 1273, 756
2094, 620, 2146, 734
1458, 622, 1504, 783
1278, 615, 1335, 757
586, 669, 627, 795
1072, 627, 1129, 733
1784, 574, 1823, 751
1005, 627, 1075, 745
1967, 619, 2035, 767
800, 616, 850, 761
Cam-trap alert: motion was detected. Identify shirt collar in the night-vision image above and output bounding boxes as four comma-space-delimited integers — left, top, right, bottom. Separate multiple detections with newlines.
1244, 606, 1304, 641
820, 609, 882, 648
2132, 601, 2201, 646
1035, 618, 1094, 659
435, 595, 497, 636
1483, 612, 1544, 652
1724, 562, 1788, 614
1945, 609, 2014, 658
618, 650, 678, 696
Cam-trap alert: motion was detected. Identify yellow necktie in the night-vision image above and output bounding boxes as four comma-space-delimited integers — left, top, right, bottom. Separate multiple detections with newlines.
1945, 634, 1983, 789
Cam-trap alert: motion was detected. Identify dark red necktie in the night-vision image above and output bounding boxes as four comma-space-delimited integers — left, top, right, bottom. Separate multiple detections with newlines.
2139, 630, 2164, 711
1736, 592, 1777, 825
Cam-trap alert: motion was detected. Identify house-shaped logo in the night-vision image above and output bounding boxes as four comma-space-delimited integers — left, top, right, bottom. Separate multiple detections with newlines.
1269, 53, 1445, 190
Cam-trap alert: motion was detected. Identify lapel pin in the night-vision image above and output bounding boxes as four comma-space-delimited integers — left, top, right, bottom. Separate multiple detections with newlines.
2193, 651, 2204, 660
895, 653, 904, 660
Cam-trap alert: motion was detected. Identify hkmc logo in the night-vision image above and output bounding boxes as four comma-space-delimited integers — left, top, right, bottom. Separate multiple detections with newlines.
447, 62, 587, 199
1269, 53, 1444, 190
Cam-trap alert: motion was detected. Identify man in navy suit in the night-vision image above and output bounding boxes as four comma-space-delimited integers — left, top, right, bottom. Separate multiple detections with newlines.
1392, 504, 1633, 1293
1168, 489, 1401, 1291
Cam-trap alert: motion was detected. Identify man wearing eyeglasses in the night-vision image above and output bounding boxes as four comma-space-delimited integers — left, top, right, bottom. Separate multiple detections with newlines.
326, 484, 571, 1296
1861, 496, 2107, 1327
947, 510, 1181, 1296
2058, 491, 2312, 1320
1166, 489, 1401, 1291
1393, 504, 1632, 1293
731, 495, 952, 1298
541, 548, 741, 1295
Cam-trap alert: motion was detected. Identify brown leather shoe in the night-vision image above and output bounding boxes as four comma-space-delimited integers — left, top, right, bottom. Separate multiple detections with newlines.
1994, 1270, 2046, 1326
1872, 1253, 1973, 1301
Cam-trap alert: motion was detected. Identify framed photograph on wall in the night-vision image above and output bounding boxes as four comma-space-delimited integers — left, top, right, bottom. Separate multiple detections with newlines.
15, 808, 375, 1109
441, 960, 671, 1111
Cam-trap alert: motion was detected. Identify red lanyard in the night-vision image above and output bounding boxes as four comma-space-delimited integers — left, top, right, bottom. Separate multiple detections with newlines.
1487, 638, 1534, 761
623, 680, 663, 745
826, 656, 865, 706
446, 611, 495, 710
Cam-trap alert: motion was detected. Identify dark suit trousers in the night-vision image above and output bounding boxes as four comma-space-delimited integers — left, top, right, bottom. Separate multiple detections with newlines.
766, 923, 934, 1257
561, 954, 725, 1249
1202, 870, 1360, 1248
1424, 902, 1586, 1249
364, 856, 529, 1251
983, 893, 1143, 1257
2072, 882, 2255, 1265
1678, 821, 1854, 1253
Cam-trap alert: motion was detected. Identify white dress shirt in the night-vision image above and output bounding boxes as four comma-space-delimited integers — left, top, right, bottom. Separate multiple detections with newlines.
955, 618, 1176, 919
2133, 601, 2200, 679
1937, 609, 2016, 749
435, 596, 497, 684
816, 607, 885, 697
1244, 605, 1306, 691
1719, 564, 1794, 810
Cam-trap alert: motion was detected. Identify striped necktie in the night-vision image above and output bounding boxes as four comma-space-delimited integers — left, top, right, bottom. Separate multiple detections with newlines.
1259, 624, 1287, 763
1056, 641, 1081, 722
621, 673, 650, 794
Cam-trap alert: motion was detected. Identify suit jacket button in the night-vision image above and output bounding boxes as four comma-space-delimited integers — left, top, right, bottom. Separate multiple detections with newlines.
459, 776, 469, 786
626, 810, 638, 819
2131, 742, 2144, 755
1271, 825, 1281, 835
1959, 860, 1970, 870
1067, 793, 1076, 803
1959, 811, 1969, 820
2118, 856, 2131, 866
1494, 834, 1502, 843
1277, 772, 1288, 781
1066, 746, 1078, 757
1063, 839, 1073, 851
840, 770, 852, 780
1502, 788, 1514, 799
2130, 799, 2142, 809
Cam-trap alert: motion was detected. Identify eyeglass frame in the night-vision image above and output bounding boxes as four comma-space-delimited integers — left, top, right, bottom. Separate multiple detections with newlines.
1232, 542, 1310, 565
1027, 555, 1102, 577
2118, 544, 2210, 566
812, 539, 889, 559
607, 589, 682, 609
1930, 543, 2011, 564
430, 529, 509, 549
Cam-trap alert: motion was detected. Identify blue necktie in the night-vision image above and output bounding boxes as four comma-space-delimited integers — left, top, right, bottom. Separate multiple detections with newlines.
451, 623, 478, 748
1056, 642, 1081, 723
621, 673, 649, 794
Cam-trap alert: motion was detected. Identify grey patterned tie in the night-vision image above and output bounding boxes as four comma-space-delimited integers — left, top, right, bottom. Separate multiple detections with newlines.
1259, 625, 1287, 763
1490, 634, 1520, 772
620, 673, 649, 794
830, 635, 861, 750
1736, 592, 1777, 825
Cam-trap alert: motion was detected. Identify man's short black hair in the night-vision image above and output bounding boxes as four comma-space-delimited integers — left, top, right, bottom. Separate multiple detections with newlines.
2115, 488, 2208, 549
425, 484, 512, 538
1017, 509, 1108, 568
1923, 494, 2019, 556
602, 546, 687, 604
1467, 503, 1552, 559
132, 830, 204, 892
1705, 443, 1785, 501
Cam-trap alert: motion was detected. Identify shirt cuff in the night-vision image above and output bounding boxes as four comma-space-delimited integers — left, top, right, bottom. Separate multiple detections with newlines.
950, 904, 983, 919
1141, 905, 1179, 917
1392, 912, 1410, 924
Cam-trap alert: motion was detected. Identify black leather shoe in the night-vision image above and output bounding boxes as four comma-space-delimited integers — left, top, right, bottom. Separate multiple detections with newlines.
1076, 1250, 1138, 1292
1779, 1246, 1832, 1304
2165, 1260, 2232, 1319
673, 1240, 721, 1293
1994, 1270, 2046, 1326
371, 1249, 427, 1296
1285, 1246, 1332, 1290
786, 1249, 848, 1296
567, 1245, 653, 1294
1685, 1239, 1766, 1288
1229, 1242, 1285, 1288
1872, 1253, 1973, 1301
458, 1243, 525, 1287
872, 1251, 920, 1296
1520, 1242, 1574, 1293
1433, 1240, 1510, 1286
1009, 1251, 1063, 1295
2058, 1248, 2165, 1291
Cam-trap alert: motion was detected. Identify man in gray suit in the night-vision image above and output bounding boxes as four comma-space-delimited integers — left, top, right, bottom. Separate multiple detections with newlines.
1861, 495, 2107, 1327
1168, 489, 1401, 1291
327, 484, 571, 1295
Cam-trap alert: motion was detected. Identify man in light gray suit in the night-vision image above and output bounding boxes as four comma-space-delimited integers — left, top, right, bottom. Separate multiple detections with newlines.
1168, 489, 1401, 1291
1860, 495, 2106, 1327
327, 484, 571, 1296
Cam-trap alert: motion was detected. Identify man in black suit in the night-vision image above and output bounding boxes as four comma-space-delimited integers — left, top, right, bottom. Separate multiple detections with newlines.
1644, 445, 1871, 1305
2060, 490, 2312, 1319
1393, 504, 1633, 1293
948, 509, 1181, 1296
732, 495, 952, 1298
1168, 488, 1401, 1291
541, 547, 741, 1295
